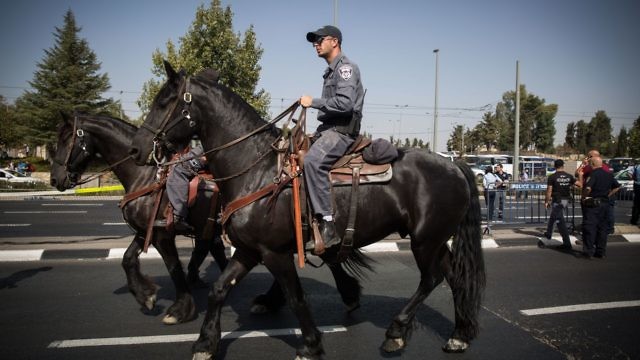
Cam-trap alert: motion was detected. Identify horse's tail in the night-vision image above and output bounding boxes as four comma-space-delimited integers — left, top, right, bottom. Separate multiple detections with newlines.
450, 160, 486, 340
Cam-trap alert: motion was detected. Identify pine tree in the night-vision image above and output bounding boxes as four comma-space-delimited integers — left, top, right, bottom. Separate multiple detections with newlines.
15, 9, 115, 149
137, 0, 270, 120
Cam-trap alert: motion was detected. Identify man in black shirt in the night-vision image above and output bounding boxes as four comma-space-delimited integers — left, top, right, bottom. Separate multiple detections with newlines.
543, 159, 580, 251
580, 157, 620, 259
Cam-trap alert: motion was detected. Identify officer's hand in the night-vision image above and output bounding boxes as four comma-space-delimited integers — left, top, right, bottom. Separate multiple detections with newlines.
300, 95, 313, 108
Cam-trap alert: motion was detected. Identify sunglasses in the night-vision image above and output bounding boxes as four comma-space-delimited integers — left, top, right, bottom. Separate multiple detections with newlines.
312, 37, 334, 46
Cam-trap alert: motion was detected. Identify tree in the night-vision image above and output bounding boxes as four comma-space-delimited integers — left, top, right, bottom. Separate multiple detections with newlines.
628, 116, 640, 158
564, 122, 576, 149
447, 124, 465, 153
137, 0, 270, 120
494, 85, 557, 152
0, 96, 21, 149
615, 127, 629, 157
588, 110, 613, 156
14, 9, 115, 151
575, 119, 589, 155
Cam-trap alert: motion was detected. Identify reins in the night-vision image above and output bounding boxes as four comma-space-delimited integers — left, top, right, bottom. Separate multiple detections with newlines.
154, 81, 302, 183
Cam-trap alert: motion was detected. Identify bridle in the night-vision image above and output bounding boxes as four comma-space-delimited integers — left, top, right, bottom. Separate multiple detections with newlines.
138, 78, 193, 160
137, 74, 302, 182
58, 115, 130, 187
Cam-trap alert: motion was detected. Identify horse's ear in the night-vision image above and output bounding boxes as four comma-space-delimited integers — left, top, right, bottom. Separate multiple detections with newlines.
163, 60, 178, 80
196, 68, 220, 83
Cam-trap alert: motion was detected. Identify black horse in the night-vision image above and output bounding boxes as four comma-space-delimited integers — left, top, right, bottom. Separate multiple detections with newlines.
129, 62, 486, 360
50, 113, 228, 325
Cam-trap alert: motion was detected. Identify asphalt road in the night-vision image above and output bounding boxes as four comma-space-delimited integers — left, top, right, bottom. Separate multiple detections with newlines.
1, 246, 639, 360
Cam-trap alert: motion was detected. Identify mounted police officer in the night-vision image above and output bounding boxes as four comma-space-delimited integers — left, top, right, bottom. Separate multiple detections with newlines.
579, 156, 620, 259
157, 141, 206, 234
300, 25, 365, 249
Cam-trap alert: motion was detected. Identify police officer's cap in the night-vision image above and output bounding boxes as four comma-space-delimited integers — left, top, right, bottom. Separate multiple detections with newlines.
306, 25, 342, 44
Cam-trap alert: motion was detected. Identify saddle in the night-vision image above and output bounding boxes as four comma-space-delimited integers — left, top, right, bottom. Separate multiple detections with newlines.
119, 158, 220, 252
282, 122, 394, 260
218, 107, 397, 265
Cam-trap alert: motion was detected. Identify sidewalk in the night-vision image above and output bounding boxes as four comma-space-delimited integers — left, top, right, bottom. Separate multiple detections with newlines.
1, 224, 638, 262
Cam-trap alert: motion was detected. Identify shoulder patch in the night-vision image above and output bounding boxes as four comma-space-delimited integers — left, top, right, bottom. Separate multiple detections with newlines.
338, 65, 353, 80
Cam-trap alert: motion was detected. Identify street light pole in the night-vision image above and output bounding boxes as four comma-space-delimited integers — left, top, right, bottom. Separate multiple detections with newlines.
433, 49, 439, 152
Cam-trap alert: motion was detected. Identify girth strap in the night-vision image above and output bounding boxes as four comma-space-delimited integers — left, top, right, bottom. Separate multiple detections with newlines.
336, 165, 361, 262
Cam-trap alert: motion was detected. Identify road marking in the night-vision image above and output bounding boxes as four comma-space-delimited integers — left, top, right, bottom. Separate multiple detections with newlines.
4, 211, 87, 214
0, 250, 43, 262
0, 223, 31, 227
520, 300, 640, 316
362, 242, 398, 252
103, 222, 127, 226
48, 325, 347, 348
41, 203, 104, 206
624, 234, 640, 243
447, 239, 499, 249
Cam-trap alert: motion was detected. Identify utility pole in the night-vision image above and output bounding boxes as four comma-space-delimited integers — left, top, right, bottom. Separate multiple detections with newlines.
514, 61, 521, 182
334, 0, 338, 26
433, 49, 439, 152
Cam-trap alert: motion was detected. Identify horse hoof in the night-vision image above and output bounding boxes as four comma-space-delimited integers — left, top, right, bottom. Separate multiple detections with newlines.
192, 352, 212, 360
381, 337, 405, 353
145, 294, 156, 310
442, 338, 469, 353
162, 314, 178, 325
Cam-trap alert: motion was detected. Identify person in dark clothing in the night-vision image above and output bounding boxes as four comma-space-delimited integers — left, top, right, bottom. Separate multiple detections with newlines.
631, 161, 640, 225
579, 156, 620, 259
543, 159, 581, 251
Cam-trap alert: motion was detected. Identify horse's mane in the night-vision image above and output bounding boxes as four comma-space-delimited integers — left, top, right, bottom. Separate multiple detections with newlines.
192, 69, 281, 138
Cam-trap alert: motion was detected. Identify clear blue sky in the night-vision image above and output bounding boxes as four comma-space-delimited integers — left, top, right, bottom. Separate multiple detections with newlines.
1, 0, 639, 152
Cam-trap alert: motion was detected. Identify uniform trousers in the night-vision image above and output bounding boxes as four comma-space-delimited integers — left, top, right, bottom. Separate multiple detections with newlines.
167, 150, 204, 218
581, 202, 609, 257
631, 184, 640, 225
303, 129, 354, 217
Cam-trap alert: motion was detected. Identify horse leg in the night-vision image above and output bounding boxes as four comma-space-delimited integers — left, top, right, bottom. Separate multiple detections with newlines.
192, 257, 253, 360
262, 251, 324, 360
153, 231, 196, 325
121, 233, 158, 311
382, 243, 446, 353
250, 279, 286, 314
209, 235, 229, 272
327, 263, 361, 312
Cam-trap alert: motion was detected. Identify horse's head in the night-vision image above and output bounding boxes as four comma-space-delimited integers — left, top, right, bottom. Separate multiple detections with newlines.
50, 113, 96, 191
130, 61, 219, 166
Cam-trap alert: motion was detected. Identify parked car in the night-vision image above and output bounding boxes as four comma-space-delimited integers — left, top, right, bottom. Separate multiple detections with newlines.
0, 168, 44, 184
609, 157, 633, 173
613, 169, 634, 200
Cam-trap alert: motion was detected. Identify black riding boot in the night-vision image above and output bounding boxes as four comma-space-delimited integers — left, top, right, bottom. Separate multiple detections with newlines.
320, 220, 341, 248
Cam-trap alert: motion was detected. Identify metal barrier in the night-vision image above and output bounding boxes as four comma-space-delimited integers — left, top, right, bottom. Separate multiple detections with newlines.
481, 182, 583, 234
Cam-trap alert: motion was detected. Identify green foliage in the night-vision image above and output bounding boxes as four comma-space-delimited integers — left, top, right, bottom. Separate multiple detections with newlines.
137, 0, 270, 120
0, 96, 22, 148
628, 116, 640, 158
455, 85, 558, 153
13, 10, 115, 151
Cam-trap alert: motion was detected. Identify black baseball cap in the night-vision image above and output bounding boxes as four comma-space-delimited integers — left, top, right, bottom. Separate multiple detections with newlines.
306, 25, 342, 44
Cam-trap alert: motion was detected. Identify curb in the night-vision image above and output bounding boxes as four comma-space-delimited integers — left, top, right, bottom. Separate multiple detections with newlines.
1, 234, 638, 262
